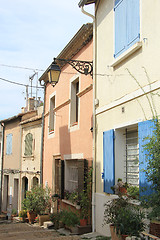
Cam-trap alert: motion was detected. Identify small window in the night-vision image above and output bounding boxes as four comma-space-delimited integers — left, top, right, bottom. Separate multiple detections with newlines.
65, 159, 84, 195
24, 133, 33, 156
6, 134, 12, 155
49, 95, 55, 133
70, 79, 79, 126
114, 0, 140, 58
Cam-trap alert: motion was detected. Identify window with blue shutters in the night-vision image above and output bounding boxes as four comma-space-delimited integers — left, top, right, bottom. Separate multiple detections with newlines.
6, 134, 12, 155
114, 0, 140, 58
24, 133, 33, 156
103, 130, 115, 194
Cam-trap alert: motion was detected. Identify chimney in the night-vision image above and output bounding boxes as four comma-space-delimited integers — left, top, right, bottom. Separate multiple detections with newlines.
28, 98, 35, 111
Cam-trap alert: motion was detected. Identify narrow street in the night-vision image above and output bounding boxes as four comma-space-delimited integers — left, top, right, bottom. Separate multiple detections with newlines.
0, 222, 81, 240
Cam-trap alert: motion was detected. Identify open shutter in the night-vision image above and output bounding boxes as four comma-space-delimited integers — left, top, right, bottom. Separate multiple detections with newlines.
6, 134, 12, 155
114, 0, 126, 58
103, 130, 115, 194
127, 0, 140, 47
138, 120, 155, 197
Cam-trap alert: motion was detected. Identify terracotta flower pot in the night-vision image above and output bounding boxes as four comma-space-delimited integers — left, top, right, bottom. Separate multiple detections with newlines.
80, 218, 87, 226
27, 211, 36, 224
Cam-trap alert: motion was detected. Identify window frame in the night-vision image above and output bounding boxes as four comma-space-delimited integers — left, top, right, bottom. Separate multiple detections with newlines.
24, 133, 33, 156
69, 74, 81, 131
49, 91, 56, 135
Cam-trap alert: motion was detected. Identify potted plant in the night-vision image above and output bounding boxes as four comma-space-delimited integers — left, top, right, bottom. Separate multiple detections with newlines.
103, 196, 145, 240
79, 190, 90, 226
22, 185, 51, 224
60, 210, 80, 233
142, 119, 160, 237
19, 210, 27, 222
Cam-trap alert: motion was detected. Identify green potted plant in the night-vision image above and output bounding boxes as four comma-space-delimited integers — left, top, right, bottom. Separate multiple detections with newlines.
60, 209, 80, 233
103, 196, 145, 240
19, 210, 27, 222
79, 167, 92, 226
142, 119, 160, 237
22, 185, 51, 224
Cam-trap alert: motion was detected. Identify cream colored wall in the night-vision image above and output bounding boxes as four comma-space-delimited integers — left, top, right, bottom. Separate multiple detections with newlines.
21, 122, 41, 182
94, 0, 160, 235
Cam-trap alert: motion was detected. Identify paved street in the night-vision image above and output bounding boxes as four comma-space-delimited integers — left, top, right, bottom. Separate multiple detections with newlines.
0, 222, 81, 240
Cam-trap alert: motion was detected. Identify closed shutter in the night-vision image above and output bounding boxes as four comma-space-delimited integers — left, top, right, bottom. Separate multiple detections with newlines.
103, 130, 115, 194
127, 0, 140, 47
138, 120, 155, 197
114, 0, 126, 58
24, 133, 33, 156
6, 134, 12, 155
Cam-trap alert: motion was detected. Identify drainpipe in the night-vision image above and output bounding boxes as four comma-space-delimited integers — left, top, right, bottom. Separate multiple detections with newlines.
40, 84, 46, 185
80, 5, 96, 233
0, 123, 5, 213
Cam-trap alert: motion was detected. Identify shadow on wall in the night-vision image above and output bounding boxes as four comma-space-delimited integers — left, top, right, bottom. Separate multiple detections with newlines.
59, 125, 71, 157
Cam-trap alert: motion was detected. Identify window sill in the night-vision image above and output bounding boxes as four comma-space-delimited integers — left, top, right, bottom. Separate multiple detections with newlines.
111, 41, 142, 68
62, 199, 81, 210
23, 155, 34, 161
49, 130, 54, 135
70, 122, 78, 127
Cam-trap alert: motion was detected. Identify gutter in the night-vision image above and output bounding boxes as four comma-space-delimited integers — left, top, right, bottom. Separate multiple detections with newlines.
0, 123, 5, 213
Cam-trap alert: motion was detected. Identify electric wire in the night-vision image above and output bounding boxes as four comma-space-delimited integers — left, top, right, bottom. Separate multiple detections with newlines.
0, 77, 43, 89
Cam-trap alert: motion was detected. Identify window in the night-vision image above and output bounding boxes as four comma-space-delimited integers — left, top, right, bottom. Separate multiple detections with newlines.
6, 134, 12, 155
70, 79, 79, 126
125, 130, 139, 186
114, 0, 140, 58
103, 120, 155, 196
65, 159, 84, 195
49, 95, 55, 133
24, 133, 33, 156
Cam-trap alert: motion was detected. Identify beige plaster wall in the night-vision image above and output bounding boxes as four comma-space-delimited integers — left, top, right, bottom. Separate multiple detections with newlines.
94, 0, 160, 235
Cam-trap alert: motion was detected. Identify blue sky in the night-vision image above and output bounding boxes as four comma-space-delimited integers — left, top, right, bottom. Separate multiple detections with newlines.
0, 0, 93, 120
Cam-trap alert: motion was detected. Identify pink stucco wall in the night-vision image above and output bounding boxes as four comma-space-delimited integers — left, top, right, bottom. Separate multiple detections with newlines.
43, 40, 93, 188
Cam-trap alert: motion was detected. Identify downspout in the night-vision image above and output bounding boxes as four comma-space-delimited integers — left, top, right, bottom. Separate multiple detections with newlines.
19, 123, 22, 212
40, 84, 46, 185
0, 123, 5, 213
80, 5, 96, 233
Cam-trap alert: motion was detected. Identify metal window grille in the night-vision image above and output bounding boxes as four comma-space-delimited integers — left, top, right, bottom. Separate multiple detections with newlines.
125, 129, 139, 186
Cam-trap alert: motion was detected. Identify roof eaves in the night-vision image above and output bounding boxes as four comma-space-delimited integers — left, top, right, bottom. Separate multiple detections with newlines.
78, 0, 95, 7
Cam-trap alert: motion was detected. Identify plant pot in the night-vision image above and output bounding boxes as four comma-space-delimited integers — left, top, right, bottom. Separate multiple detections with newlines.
110, 225, 122, 240
38, 214, 50, 226
119, 187, 127, 194
27, 211, 36, 224
150, 220, 160, 237
80, 218, 87, 226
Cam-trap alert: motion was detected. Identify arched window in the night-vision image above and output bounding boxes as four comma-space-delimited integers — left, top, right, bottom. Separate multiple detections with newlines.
24, 133, 33, 156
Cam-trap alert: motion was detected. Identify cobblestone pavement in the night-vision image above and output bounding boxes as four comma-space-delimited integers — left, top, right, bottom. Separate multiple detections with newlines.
0, 222, 81, 240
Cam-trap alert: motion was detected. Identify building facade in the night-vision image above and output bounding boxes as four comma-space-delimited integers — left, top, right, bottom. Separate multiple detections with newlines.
39, 24, 93, 212
79, 0, 160, 235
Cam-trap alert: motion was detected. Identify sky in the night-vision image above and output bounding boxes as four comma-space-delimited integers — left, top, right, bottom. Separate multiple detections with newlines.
0, 0, 94, 121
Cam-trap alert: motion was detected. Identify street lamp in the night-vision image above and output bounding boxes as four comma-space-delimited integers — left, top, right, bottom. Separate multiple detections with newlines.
47, 58, 93, 86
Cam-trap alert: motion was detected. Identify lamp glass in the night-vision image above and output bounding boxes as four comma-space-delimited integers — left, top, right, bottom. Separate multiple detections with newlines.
48, 70, 60, 84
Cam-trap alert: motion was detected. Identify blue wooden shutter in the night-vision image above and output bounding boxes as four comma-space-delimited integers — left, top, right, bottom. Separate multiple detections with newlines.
127, 0, 140, 48
114, 0, 127, 58
103, 130, 115, 194
6, 134, 12, 155
138, 120, 155, 197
